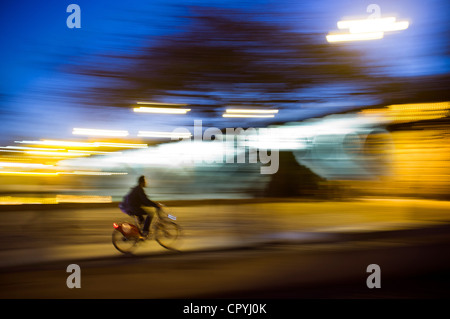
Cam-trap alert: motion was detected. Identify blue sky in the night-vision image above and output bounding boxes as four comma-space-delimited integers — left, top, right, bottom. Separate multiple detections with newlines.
0, 0, 448, 144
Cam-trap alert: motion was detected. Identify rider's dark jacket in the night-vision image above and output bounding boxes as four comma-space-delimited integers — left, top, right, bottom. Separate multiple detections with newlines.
121, 186, 158, 213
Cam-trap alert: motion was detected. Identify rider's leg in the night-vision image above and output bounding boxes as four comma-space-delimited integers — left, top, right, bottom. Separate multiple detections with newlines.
136, 215, 145, 225
143, 210, 156, 233
134, 208, 152, 233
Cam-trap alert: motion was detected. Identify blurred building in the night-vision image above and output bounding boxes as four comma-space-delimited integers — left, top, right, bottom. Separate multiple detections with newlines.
0, 102, 448, 204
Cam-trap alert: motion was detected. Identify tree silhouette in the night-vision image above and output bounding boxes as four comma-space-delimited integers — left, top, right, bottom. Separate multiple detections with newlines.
68, 8, 375, 116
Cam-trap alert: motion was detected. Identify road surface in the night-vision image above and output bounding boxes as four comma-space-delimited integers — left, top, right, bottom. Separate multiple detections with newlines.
0, 199, 449, 299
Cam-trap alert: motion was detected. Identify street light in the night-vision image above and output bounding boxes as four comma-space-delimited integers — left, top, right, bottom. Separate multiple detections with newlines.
327, 16, 409, 43
134, 101, 191, 114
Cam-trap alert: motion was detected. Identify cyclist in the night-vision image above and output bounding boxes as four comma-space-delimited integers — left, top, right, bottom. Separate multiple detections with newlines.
120, 175, 160, 237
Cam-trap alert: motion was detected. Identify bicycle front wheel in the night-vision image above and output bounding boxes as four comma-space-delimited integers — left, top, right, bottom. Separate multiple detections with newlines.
154, 221, 181, 251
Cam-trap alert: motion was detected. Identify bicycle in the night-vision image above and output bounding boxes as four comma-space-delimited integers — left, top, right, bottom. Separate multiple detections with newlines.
112, 204, 182, 254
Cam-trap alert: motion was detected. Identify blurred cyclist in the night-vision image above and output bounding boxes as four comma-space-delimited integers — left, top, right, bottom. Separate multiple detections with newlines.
119, 175, 160, 237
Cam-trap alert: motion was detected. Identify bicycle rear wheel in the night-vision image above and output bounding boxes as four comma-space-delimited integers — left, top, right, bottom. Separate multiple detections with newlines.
112, 229, 140, 254
154, 221, 181, 251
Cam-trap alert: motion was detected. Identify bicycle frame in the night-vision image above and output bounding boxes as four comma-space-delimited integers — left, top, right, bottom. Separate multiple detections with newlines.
136, 207, 177, 232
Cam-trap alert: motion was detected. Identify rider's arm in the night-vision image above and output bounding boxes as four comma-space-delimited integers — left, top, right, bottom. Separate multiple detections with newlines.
138, 187, 160, 209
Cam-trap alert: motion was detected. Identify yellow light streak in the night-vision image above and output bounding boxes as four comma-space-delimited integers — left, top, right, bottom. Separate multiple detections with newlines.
55, 195, 112, 203
59, 171, 128, 176
0, 171, 60, 176
0, 195, 113, 205
388, 101, 450, 111
0, 196, 58, 205
25, 151, 91, 157
2, 146, 65, 151
66, 150, 119, 155
0, 170, 127, 177
16, 140, 92, 147
359, 101, 450, 123
15, 140, 148, 149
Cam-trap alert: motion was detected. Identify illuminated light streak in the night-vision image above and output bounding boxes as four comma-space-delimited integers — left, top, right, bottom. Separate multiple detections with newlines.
225, 109, 279, 114
59, 171, 128, 176
338, 17, 395, 30
388, 102, 450, 111
326, 32, 384, 43
328, 16, 409, 43
25, 151, 92, 157
72, 128, 129, 137
0, 170, 127, 177
91, 142, 148, 148
0, 195, 113, 205
136, 101, 188, 106
337, 17, 409, 34
0, 162, 54, 168
15, 140, 148, 149
2, 146, 65, 151
137, 131, 192, 139
55, 195, 113, 203
133, 107, 191, 114
222, 114, 276, 118
66, 150, 120, 155
0, 171, 60, 176
359, 101, 450, 123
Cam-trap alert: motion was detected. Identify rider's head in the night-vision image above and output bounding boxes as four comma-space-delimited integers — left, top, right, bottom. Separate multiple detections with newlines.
138, 175, 147, 187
